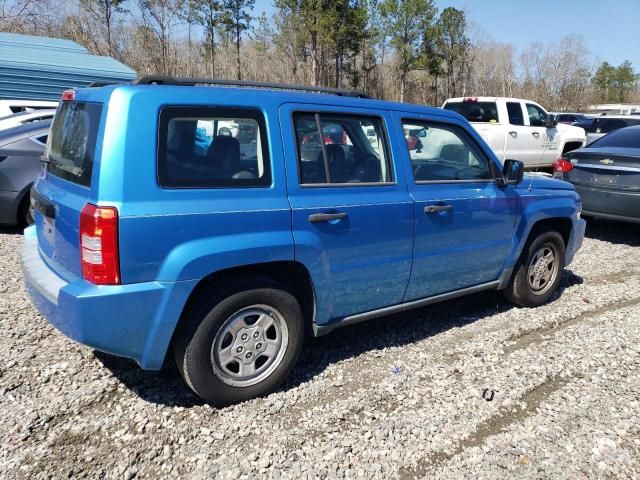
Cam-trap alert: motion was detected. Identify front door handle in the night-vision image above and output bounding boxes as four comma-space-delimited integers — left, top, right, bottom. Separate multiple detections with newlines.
509, 131, 517, 136
309, 212, 348, 223
424, 204, 452, 214
532, 131, 540, 137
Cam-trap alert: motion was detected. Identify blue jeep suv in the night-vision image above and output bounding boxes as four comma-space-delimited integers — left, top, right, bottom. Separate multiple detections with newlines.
22, 77, 586, 406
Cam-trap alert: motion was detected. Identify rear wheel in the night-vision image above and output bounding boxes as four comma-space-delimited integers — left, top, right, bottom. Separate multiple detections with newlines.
504, 228, 565, 307
174, 278, 304, 406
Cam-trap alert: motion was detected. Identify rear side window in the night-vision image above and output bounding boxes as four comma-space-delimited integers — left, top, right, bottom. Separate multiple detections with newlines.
47, 102, 102, 186
506, 102, 524, 125
294, 113, 393, 184
158, 107, 270, 188
443, 101, 498, 123
590, 127, 640, 148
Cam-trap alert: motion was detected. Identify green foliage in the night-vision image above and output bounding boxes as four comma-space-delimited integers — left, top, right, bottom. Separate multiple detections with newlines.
593, 60, 639, 102
251, 11, 273, 53
379, 0, 437, 100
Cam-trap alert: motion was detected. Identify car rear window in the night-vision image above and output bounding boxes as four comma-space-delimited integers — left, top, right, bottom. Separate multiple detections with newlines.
47, 102, 103, 186
589, 127, 640, 149
443, 101, 499, 123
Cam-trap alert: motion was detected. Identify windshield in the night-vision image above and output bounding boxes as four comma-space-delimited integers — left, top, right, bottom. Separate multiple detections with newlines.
47, 101, 102, 186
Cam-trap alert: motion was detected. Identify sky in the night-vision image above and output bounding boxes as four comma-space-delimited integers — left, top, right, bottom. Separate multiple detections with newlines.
252, 0, 640, 72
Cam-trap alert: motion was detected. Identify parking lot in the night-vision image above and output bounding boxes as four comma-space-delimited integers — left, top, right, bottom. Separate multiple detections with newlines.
0, 220, 639, 479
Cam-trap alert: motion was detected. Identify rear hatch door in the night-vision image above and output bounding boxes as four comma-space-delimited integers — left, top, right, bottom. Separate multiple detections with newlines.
32, 100, 103, 279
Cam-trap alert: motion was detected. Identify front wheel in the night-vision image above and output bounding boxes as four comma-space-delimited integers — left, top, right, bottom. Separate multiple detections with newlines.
174, 279, 304, 407
503, 229, 566, 307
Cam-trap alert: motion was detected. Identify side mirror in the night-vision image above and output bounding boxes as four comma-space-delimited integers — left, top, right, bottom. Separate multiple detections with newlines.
503, 159, 524, 185
545, 114, 558, 129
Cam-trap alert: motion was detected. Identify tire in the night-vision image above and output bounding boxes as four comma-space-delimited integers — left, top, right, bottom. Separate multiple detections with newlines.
174, 277, 304, 407
503, 228, 566, 307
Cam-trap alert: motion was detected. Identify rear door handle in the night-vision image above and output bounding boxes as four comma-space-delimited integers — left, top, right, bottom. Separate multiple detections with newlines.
424, 204, 452, 214
532, 132, 540, 137
309, 212, 348, 223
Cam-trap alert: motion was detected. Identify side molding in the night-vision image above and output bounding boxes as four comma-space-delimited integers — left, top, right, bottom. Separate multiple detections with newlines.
313, 280, 501, 336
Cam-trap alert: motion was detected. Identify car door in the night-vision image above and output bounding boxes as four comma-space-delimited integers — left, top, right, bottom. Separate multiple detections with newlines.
525, 102, 560, 166
394, 113, 518, 301
504, 101, 532, 164
280, 104, 414, 323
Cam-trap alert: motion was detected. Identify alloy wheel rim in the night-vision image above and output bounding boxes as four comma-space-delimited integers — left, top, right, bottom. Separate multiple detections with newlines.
211, 305, 289, 387
527, 242, 559, 296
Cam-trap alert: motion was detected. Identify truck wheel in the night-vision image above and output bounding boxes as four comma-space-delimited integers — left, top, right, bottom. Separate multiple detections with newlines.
504, 228, 566, 307
174, 278, 304, 407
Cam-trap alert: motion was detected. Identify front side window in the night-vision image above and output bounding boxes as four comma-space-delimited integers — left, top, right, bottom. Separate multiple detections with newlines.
402, 120, 492, 182
294, 113, 393, 184
158, 107, 270, 188
526, 103, 548, 127
507, 102, 524, 125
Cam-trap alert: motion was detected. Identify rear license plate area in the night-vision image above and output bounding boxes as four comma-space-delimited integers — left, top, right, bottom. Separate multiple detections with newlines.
591, 173, 618, 185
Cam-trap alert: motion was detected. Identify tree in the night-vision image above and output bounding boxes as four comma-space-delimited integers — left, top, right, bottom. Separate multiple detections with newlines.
320, 0, 368, 88
520, 35, 593, 110
252, 11, 273, 54
180, 0, 204, 75
379, 0, 437, 102
593, 61, 616, 102
273, 1, 307, 83
193, 0, 224, 77
223, 0, 254, 80
138, 0, 181, 74
613, 61, 638, 103
78, 0, 127, 57
276, 0, 325, 86
432, 7, 470, 98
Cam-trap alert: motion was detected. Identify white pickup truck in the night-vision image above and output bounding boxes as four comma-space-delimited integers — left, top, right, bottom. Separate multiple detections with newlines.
442, 97, 586, 169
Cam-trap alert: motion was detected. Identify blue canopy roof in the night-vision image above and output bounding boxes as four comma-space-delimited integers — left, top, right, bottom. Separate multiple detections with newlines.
0, 33, 137, 100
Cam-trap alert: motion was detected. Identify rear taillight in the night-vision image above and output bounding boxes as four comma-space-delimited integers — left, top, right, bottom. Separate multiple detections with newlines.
80, 204, 120, 285
61, 89, 76, 101
553, 158, 574, 173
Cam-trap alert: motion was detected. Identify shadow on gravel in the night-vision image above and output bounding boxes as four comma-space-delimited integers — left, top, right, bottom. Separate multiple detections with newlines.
95, 270, 583, 408
94, 352, 206, 407
0, 225, 21, 235
584, 218, 640, 247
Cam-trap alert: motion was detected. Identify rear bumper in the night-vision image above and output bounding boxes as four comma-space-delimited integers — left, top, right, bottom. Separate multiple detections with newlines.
575, 184, 640, 223
21, 227, 196, 369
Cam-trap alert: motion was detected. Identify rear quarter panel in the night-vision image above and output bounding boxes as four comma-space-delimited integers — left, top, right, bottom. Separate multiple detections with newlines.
92, 87, 294, 284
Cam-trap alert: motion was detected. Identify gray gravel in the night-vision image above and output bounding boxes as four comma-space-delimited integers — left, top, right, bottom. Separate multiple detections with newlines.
1, 220, 639, 479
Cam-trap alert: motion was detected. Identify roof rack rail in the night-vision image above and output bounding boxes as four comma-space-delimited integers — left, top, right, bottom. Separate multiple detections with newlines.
87, 81, 121, 88
131, 75, 371, 99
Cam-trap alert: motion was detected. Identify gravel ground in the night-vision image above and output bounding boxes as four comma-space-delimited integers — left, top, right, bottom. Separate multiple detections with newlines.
0, 220, 639, 479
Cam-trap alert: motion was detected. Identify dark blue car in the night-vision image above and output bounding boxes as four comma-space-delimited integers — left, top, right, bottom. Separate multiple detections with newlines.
22, 77, 585, 406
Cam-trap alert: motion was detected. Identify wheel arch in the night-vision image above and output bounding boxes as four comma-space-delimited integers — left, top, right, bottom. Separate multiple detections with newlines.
162, 260, 317, 367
